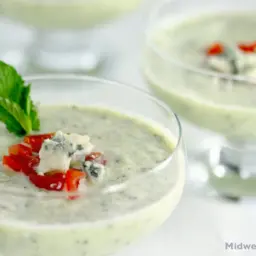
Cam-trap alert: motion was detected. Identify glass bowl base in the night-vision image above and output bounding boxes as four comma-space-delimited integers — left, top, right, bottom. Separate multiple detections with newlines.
188, 138, 256, 202
29, 29, 104, 74
29, 49, 102, 73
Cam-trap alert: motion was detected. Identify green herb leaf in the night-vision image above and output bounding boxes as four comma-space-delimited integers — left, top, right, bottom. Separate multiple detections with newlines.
223, 46, 239, 75
30, 104, 40, 131
0, 61, 24, 103
0, 61, 40, 136
0, 97, 32, 136
20, 84, 31, 115
19, 83, 40, 131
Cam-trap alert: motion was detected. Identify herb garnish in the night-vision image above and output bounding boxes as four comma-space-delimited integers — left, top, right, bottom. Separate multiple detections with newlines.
223, 45, 239, 75
0, 61, 40, 136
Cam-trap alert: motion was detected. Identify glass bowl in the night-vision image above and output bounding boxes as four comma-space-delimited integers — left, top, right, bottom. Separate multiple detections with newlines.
0, 0, 143, 73
0, 75, 185, 256
143, 0, 256, 201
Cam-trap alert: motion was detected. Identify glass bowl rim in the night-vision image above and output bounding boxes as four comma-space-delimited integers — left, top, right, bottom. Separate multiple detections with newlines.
146, 0, 256, 84
0, 74, 183, 198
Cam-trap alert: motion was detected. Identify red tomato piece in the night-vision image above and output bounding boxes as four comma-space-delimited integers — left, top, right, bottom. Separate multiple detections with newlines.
206, 42, 224, 56
24, 133, 55, 153
29, 172, 66, 191
66, 169, 86, 200
85, 152, 107, 165
8, 143, 32, 157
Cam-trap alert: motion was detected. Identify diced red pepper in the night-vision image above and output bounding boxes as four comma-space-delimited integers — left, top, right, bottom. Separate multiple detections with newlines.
45, 170, 65, 176
238, 42, 256, 53
24, 133, 55, 153
206, 42, 224, 56
2, 155, 23, 172
85, 152, 102, 161
66, 169, 86, 199
29, 172, 66, 191
8, 143, 32, 158
22, 155, 40, 176
85, 152, 107, 165
28, 155, 40, 168
2, 154, 39, 176
3, 133, 107, 200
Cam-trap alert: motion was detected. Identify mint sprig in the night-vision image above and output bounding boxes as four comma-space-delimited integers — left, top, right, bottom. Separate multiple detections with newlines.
0, 61, 40, 136
0, 98, 32, 135
19, 84, 40, 131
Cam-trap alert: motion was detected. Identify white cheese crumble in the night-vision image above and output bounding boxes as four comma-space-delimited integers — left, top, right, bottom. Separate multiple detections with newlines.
245, 68, 256, 78
65, 133, 94, 163
207, 55, 244, 74
82, 161, 105, 184
241, 54, 256, 68
37, 131, 94, 174
37, 138, 72, 174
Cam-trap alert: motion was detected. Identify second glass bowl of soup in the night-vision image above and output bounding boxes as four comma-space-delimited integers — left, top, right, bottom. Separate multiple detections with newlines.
143, 0, 256, 201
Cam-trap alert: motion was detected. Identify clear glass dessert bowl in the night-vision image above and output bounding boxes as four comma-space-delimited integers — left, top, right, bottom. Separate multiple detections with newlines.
143, 0, 256, 201
0, 0, 143, 73
0, 75, 185, 256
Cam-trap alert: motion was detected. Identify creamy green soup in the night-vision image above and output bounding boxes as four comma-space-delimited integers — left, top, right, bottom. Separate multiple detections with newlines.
1, 0, 142, 29
144, 12, 256, 141
0, 105, 185, 256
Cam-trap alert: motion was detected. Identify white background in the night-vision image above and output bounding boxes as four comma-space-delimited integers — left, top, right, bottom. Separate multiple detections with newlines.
0, 0, 256, 255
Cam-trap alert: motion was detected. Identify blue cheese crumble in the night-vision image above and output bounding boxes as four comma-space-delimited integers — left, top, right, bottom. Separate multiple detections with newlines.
37, 131, 94, 174
66, 133, 94, 163
82, 161, 105, 184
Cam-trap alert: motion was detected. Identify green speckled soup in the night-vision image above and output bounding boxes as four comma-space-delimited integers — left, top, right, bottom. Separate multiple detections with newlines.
1, 0, 142, 29
0, 105, 185, 256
